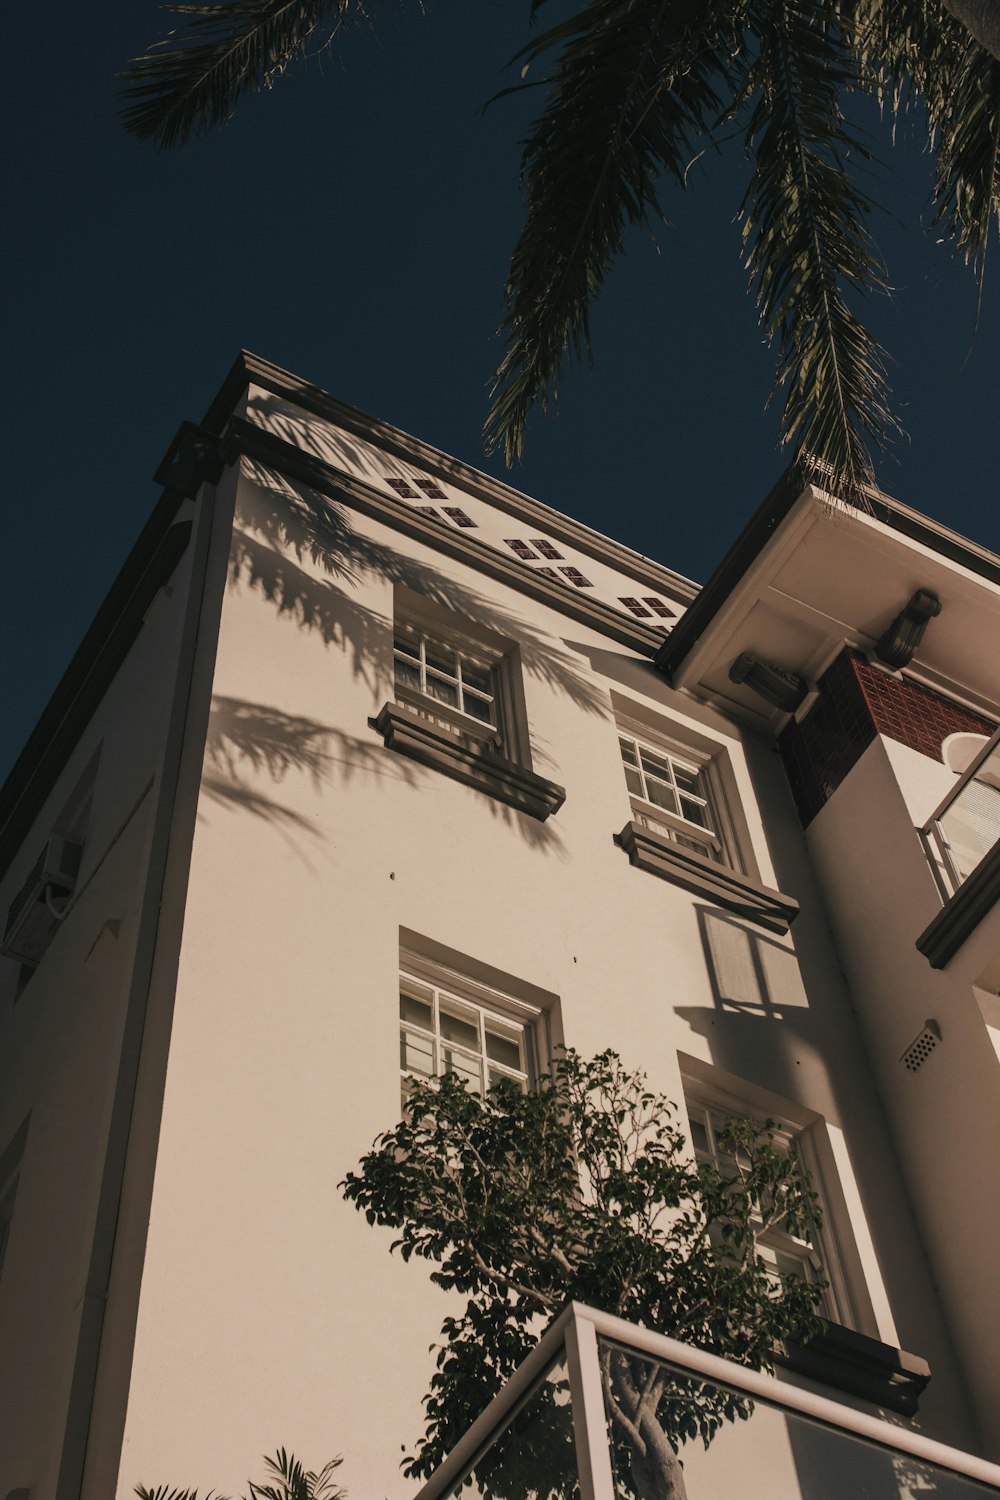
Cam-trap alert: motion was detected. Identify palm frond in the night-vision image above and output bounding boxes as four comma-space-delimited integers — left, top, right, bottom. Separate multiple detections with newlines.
929, 39, 1000, 280
119, 0, 355, 149
850, 1, 1000, 286
249, 1450, 346, 1500
739, 0, 897, 498
485, 0, 745, 462
134, 1486, 225, 1500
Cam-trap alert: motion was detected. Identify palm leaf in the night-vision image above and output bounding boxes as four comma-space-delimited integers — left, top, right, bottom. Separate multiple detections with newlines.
738, 0, 897, 498
928, 38, 1000, 281
850, 1, 1000, 286
485, 0, 746, 462
119, 0, 360, 149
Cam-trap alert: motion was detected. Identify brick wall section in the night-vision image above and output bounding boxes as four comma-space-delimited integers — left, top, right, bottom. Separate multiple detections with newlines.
779, 649, 995, 828
780, 651, 876, 827
851, 653, 995, 761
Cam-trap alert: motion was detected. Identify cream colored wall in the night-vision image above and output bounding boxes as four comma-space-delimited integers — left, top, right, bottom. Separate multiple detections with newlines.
805, 734, 1000, 1457
114, 455, 979, 1499
0, 538, 200, 1499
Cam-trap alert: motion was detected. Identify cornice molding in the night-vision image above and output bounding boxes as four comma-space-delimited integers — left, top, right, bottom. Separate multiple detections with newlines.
221, 416, 667, 656
916, 839, 1000, 969
205, 350, 698, 606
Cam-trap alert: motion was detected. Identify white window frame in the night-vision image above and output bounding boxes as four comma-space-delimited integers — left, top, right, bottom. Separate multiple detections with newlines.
393, 620, 509, 751
682, 1075, 861, 1330
398, 956, 549, 1110
616, 718, 744, 871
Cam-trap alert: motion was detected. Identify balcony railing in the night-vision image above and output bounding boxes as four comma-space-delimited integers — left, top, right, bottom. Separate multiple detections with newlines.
922, 729, 1000, 899
414, 1303, 1000, 1500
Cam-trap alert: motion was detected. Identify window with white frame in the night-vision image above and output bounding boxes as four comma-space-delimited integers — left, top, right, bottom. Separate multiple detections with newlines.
688, 1102, 826, 1292
399, 969, 537, 1109
393, 620, 507, 749
683, 1084, 858, 1327
618, 730, 728, 865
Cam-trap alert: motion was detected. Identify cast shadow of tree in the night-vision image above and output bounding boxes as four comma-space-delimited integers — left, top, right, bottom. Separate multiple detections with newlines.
203, 694, 567, 857
202, 693, 419, 831
248, 388, 488, 498
233, 459, 608, 720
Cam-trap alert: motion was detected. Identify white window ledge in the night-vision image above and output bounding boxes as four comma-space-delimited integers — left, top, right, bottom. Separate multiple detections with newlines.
374, 701, 565, 821
615, 819, 799, 933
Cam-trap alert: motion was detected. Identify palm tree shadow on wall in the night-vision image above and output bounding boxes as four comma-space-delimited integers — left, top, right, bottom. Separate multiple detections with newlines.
233, 459, 608, 718
247, 390, 488, 506
202, 693, 567, 857
202, 693, 419, 835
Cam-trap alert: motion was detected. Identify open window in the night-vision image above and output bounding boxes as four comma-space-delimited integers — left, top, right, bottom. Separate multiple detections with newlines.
680, 1059, 930, 1414
612, 701, 798, 933
374, 591, 564, 821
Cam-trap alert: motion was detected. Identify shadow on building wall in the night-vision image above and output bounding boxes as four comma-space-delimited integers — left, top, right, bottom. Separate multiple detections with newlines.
234, 459, 608, 720
201, 692, 567, 858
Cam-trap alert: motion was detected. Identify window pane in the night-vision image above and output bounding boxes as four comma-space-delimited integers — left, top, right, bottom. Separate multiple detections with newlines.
639, 748, 674, 781
400, 991, 433, 1030
673, 763, 702, 795
758, 1241, 812, 1284
488, 1066, 526, 1091
393, 655, 421, 695
619, 738, 638, 766
645, 780, 680, 816
485, 1026, 523, 1071
425, 645, 457, 679
400, 1028, 434, 1077
688, 1116, 710, 1156
440, 1001, 479, 1051
462, 690, 495, 725
461, 659, 494, 696
443, 1047, 482, 1094
679, 796, 710, 829
424, 674, 459, 710
624, 766, 644, 798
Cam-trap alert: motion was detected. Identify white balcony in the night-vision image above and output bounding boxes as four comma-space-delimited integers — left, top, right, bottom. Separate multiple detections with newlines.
415, 1304, 1000, 1500
923, 730, 1000, 899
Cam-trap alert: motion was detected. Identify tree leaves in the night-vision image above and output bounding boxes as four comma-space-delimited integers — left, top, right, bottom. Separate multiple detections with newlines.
120, 0, 359, 149
134, 1449, 346, 1500
484, 0, 745, 464
341, 1049, 826, 1484
119, 1, 1000, 504
738, 1, 898, 498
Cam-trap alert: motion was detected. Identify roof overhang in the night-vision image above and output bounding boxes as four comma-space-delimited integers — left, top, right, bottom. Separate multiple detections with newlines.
656, 467, 1000, 733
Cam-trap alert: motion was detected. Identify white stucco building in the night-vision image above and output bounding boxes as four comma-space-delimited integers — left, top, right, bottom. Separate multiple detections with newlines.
2, 353, 999, 1499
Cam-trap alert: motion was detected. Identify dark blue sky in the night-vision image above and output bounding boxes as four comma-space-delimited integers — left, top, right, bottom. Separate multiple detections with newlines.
3, 2, 997, 781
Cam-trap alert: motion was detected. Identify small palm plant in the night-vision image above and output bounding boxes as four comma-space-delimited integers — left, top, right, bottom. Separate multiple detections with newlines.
135, 1447, 346, 1500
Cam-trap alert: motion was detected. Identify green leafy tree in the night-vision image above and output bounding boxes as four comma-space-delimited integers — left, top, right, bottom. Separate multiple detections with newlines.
135, 1447, 346, 1500
341, 1049, 827, 1500
119, 1, 1000, 501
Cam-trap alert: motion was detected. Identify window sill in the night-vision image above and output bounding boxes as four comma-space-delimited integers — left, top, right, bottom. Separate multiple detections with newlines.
374, 701, 565, 821
614, 820, 799, 933
775, 1323, 931, 1417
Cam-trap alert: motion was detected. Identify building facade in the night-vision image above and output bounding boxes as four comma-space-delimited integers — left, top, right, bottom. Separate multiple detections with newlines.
1, 352, 998, 1499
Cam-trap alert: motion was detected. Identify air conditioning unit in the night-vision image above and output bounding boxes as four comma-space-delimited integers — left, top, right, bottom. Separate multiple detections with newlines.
1, 835, 82, 967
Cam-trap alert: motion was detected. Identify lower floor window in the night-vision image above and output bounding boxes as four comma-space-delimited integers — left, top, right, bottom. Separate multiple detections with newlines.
686, 1096, 837, 1319
400, 971, 532, 1105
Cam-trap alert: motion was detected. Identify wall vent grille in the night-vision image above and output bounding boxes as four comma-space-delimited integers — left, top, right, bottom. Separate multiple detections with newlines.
901, 1022, 941, 1072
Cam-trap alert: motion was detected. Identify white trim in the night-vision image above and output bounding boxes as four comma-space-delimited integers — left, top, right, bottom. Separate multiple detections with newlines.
679, 1062, 872, 1334
413, 1303, 1000, 1500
